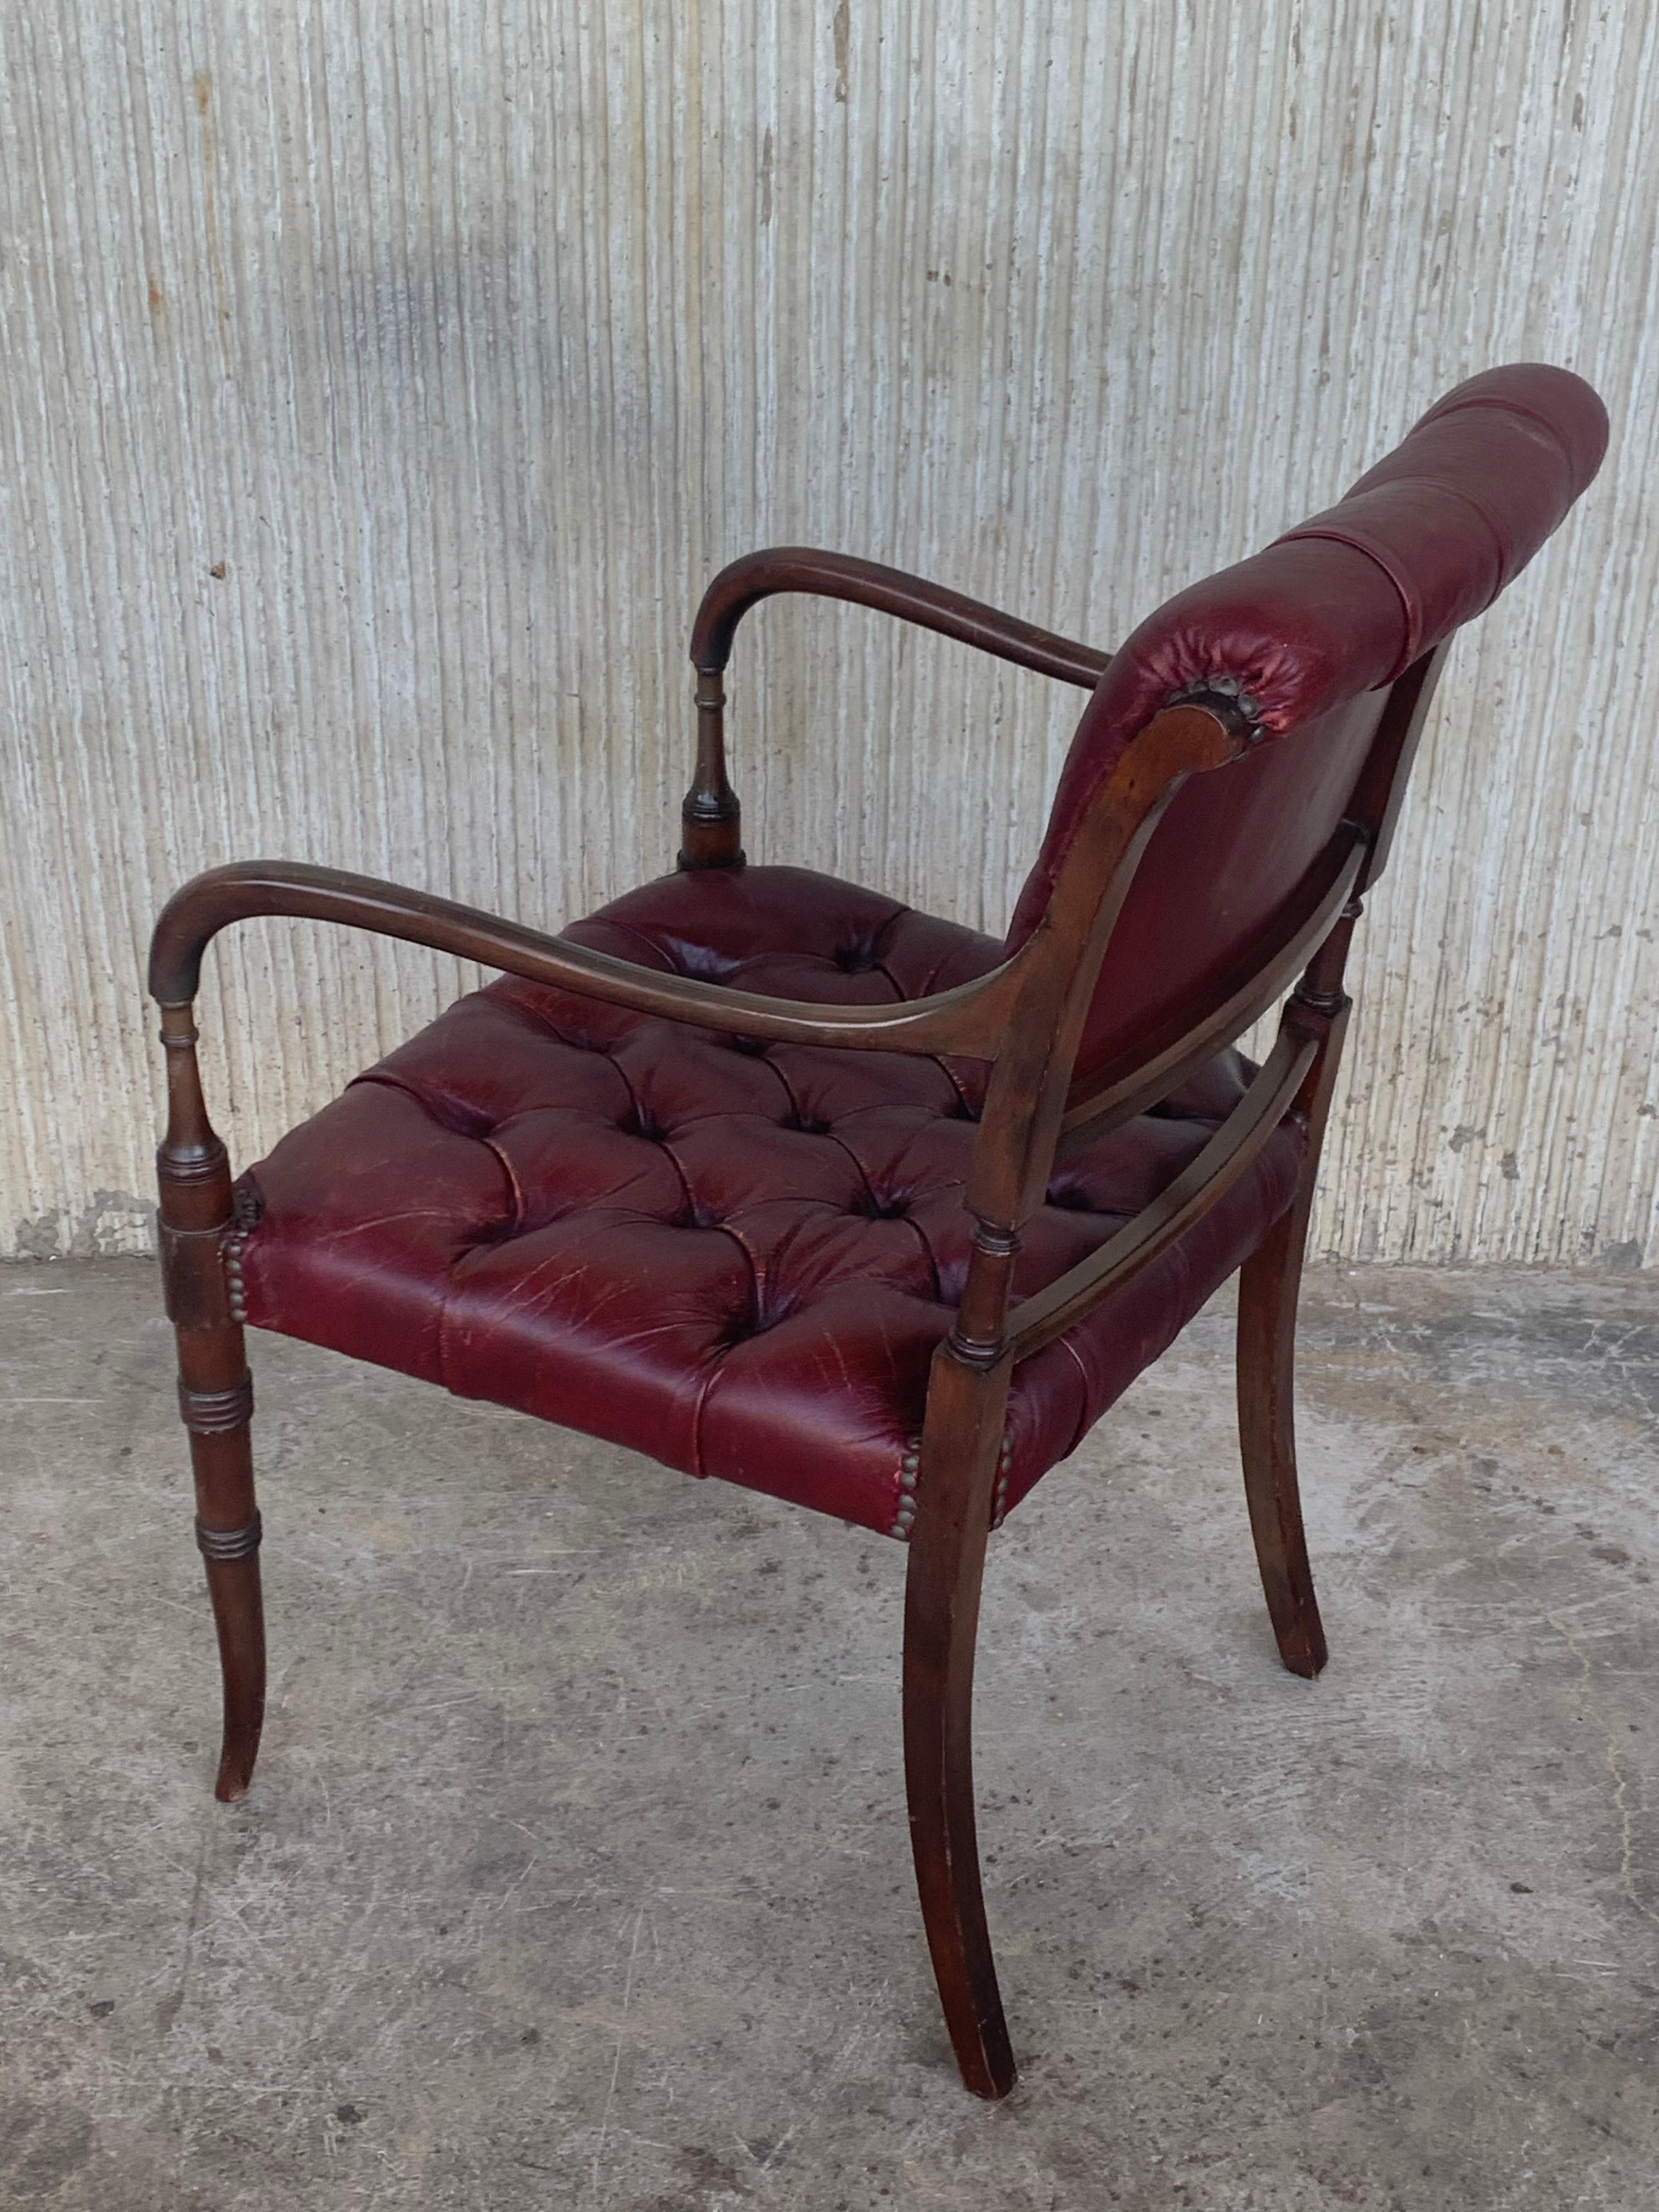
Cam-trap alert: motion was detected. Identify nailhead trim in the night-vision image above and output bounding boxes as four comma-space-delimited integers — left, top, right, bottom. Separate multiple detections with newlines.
1171, 674, 1266, 737
991, 1434, 1014, 1530
221, 1186, 263, 1325
888, 1428, 1016, 1541
888, 1436, 921, 1541
222, 1231, 248, 1324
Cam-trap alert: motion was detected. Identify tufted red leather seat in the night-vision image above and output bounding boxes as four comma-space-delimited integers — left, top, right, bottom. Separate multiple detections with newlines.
237, 864, 1302, 1538
150, 362, 1608, 2103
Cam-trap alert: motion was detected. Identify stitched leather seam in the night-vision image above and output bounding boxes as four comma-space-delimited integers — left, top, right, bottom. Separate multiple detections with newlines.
932, 1054, 983, 1120
760, 1051, 905, 1201
689, 1355, 724, 1482
488, 994, 596, 1045
898, 1209, 945, 1302
1334, 474, 1517, 606
607, 1053, 646, 1130
866, 903, 912, 968
434, 1132, 522, 1394
751, 1051, 838, 1138
867, 906, 923, 1003
648, 1131, 699, 1224
688, 1218, 760, 1480
1419, 390, 1576, 464
1285, 467, 1522, 682
349, 1067, 493, 1139
1421, 477, 1519, 600
1277, 526, 1421, 675
704, 1213, 764, 1311
610, 1058, 697, 1171
565, 916, 689, 979
480, 1136, 527, 1233
1054, 1335, 1096, 1462
805, 1124, 884, 1216
758, 1054, 804, 1124
747, 1054, 798, 1118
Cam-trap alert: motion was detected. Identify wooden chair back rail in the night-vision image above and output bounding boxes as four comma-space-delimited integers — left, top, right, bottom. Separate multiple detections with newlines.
681, 545, 1114, 868
1348, 643, 1449, 892
1055, 826, 1367, 1154
1005, 1026, 1319, 1365
960, 704, 1252, 1237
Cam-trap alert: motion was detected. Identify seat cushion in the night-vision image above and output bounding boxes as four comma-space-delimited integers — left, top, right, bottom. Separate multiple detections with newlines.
234, 865, 1305, 1537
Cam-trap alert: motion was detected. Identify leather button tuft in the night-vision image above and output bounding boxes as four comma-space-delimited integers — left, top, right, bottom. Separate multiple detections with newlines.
854, 1192, 909, 1220
833, 941, 879, 973
1046, 1184, 1097, 1212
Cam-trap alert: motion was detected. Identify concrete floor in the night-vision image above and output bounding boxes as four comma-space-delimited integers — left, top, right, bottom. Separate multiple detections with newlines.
2, 1261, 1656, 2210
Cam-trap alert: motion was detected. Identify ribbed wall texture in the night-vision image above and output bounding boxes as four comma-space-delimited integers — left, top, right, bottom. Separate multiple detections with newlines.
2, 2, 1657, 1263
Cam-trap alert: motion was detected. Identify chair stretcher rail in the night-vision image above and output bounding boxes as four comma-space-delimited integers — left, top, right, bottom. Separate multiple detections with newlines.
1006, 1029, 1319, 1365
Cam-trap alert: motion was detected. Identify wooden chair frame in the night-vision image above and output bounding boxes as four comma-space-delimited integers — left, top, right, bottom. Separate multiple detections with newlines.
150, 548, 1447, 2099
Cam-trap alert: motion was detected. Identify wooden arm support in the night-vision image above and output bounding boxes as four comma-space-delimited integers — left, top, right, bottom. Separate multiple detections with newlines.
147, 858, 1026, 1054
681, 545, 1114, 868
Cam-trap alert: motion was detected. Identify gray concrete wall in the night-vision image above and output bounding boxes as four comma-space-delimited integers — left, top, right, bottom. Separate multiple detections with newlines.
3, 1, 1657, 1262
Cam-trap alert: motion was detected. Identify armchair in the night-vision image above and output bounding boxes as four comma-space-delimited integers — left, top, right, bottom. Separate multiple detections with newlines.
150, 364, 1607, 2097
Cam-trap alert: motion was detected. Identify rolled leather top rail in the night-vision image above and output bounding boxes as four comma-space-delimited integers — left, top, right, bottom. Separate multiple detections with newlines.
1011, 363, 1609, 940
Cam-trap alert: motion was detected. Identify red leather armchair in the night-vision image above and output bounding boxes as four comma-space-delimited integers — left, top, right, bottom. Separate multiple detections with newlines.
150, 365, 1607, 2098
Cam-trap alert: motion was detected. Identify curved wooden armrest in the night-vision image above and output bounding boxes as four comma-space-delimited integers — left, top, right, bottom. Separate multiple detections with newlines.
148, 859, 1025, 1054
681, 547, 1113, 867
689, 546, 1113, 689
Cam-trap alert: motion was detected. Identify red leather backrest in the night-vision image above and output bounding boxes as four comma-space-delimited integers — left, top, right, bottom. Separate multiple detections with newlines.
1008, 365, 1609, 1079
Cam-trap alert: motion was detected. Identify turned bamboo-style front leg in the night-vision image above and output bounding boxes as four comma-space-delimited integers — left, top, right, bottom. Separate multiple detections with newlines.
156, 1003, 265, 1801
